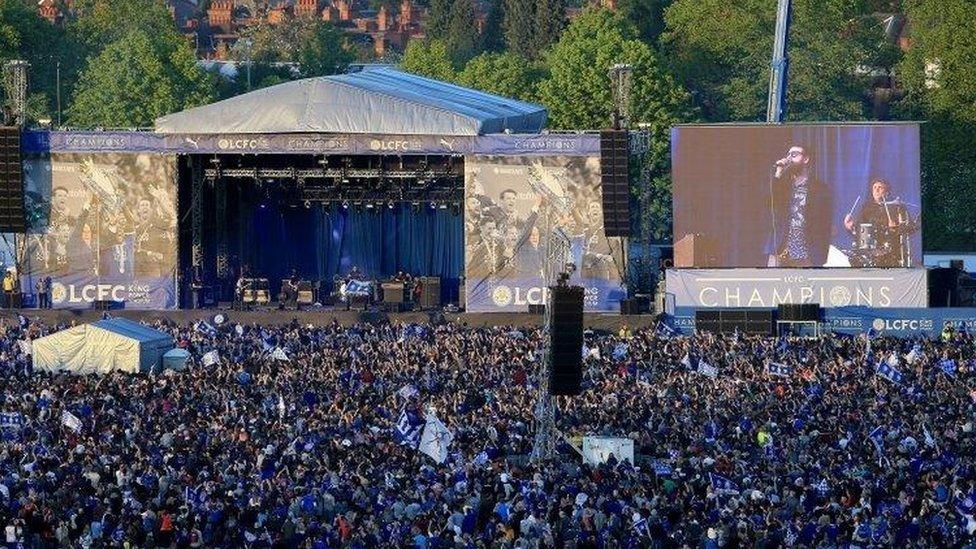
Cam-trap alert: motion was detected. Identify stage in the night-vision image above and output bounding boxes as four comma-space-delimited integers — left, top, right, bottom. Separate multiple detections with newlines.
1, 308, 654, 330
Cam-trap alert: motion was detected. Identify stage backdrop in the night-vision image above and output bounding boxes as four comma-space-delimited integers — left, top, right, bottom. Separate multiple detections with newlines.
671, 124, 922, 268
19, 153, 177, 309
464, 155, 624, 312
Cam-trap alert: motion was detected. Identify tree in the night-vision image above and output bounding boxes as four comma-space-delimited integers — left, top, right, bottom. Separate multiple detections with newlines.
480, 0, 506, 53
533, 0, 566, 55
68, 30, 214, 127
662, 0, 889, 122
457, 52, 542, 101
70, 0, 184, 52
0, 0, 83, 123
426, 0, 454, 38
615, 0, 672, 45
400, 39, 456, 81
893, 0, 976, 250
537, 8, 693, 241
445, 0, 480, 66
297, 21, 355, 77
503, 0, 535, 58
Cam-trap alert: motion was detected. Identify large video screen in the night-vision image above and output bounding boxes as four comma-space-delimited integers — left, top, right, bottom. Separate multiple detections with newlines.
19, 153, 178, 309
671, 124, 922, 268
464, 155, 624, 312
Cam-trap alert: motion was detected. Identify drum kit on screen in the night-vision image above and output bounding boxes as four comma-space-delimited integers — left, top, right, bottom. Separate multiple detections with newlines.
843, 198, 920, 268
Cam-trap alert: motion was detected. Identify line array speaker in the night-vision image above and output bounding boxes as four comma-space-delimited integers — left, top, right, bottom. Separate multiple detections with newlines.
695, 309, 774, 336
419, 276, 441, 309
777, 303, 821, 322
0, 127, 25, 233
549, 285, 584, 395
599, 129, 630, 237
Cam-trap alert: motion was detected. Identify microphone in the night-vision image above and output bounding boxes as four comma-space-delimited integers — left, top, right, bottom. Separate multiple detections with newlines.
773, 157, 789, 178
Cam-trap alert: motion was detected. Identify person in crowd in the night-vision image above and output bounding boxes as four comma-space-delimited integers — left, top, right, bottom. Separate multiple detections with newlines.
0, 318, 974, 546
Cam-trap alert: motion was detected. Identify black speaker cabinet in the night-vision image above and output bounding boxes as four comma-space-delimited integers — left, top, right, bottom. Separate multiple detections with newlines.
419, 276, 441, 309
695, 308, 773, 336
599, 129, 630, 237
549, 285, 584, 395
777, 303, 821, 322
0, 127, 25, 233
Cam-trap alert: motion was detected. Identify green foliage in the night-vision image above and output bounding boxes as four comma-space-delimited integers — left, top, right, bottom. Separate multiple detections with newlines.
615, 0, 671, 45
445, 0, 480, 66
457, 52, 542, 101
893, 0, 976, 251
68, 30, 214, 127
296, 20, 355, 77
662, 0, 888, 121
533, 0, 566, 55
70, 0, 185, 53
538, 8, 693, 241
426, 0, 453, 38
480, 0, 506, 53
400, 39, 457, 81
503, 0, 535, 58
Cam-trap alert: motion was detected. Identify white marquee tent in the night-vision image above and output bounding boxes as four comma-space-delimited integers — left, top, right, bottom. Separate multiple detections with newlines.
32, 318, 175, 375
154, 66, 547, 136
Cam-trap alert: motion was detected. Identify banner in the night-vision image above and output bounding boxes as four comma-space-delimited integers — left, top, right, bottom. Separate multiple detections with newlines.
464, 155, 624, 312
671, 124, 922, 268
18, 153, 177, 309
22, 131, 600, 157
581, 436, 634, 466
665, 268, 927, 309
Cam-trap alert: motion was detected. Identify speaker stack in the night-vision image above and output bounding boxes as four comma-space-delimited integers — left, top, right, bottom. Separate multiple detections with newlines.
419, 276, 441, 309
599, 129, 630, 237
695, 309, 774, 336
548, 285, 584, 396
0, 127, 25, 233
777, 303, 822, 322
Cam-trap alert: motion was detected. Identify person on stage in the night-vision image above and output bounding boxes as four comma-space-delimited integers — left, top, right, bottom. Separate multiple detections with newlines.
844, 177, 914, 267
766, 144, 832, 267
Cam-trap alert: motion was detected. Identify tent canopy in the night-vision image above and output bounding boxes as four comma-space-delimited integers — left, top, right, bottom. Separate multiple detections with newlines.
154, 67, 547, 136
32, 318, 174, 375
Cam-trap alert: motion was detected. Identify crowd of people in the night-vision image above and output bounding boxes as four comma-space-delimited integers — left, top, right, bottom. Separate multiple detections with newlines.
1, 315, 975, 547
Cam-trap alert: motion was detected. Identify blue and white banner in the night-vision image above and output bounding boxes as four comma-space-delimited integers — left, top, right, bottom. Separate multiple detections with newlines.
709, 473, 740, 493
394, 408, 424, 448
666, 268, 927, 309
344, 280, 372, 297
876, 361, 904, 384
0, 412, 24, 430
767, 362, 792, 377
581, 436, 635, 466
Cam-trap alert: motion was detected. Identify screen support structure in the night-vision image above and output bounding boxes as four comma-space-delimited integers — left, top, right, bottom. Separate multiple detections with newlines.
766, 0, 793, 123
531, 228, 572, 463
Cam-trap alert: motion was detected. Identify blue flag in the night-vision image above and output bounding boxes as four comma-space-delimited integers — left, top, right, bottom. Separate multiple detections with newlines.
656, 321, 677, 338
195, 320, 217, 337
394, 408, 424, 448
709, 473, 739, 493
767, 362, 792, 378
0, 412, 24, 430
938, 359, 957, 378
876, 361, 904, 384
869, 425, 885, 451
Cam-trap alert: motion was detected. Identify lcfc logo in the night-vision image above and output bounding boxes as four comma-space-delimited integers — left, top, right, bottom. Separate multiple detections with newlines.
872, 318, 886, 331
492, 286, 513, 307
51, 282, 67, 303
829, 286, 852, 307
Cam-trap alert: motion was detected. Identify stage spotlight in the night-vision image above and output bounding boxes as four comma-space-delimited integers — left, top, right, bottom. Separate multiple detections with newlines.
260, 203, 267, 209
304, 200, 310, 209
342, 200, 349, 209
387, 200, 394, 209
365, 203, 374, 209
429, 201, 436, 209
438, 204, 448, 210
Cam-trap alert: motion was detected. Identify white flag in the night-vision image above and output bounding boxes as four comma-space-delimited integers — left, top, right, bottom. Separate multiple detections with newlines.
202, 350, 219, 367
60, 410, 82, 433
235, 325, 244, 336
271, 347, 289, 361
277, 395, 286, 420
697, 360, 718, 378
397, 384, 418, 399
418, 411, 453, 464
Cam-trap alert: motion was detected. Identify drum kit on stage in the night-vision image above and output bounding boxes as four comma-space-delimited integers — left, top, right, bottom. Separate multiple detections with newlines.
843, 199, 920, 268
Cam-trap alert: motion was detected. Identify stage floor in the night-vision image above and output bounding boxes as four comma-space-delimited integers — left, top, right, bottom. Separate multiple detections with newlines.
1, 307, 655, 331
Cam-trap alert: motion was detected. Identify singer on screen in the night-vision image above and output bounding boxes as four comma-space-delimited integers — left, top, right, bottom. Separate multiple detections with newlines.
766, 144, 832, 267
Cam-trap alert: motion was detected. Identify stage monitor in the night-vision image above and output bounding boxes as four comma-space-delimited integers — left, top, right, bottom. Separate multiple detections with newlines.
671, 123, 922, 268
